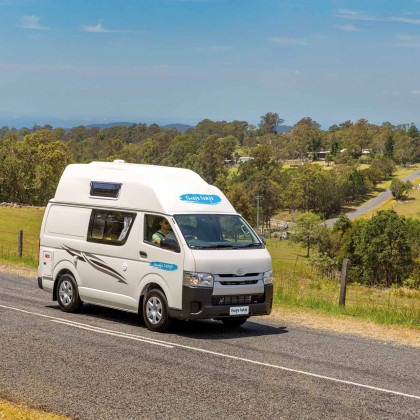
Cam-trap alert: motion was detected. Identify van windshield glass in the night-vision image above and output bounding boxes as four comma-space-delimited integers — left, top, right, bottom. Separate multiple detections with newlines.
174, 214, 262, 249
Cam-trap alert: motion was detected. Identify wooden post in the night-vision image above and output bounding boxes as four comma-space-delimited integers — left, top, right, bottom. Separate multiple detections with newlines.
18, 230, 23, 258
339, 258, 350, 306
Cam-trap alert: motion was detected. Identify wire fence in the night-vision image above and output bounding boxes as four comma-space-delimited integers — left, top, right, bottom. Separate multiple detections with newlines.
0, 228, 419, 324
0, 229, 38, 266
268, 250, 420, 325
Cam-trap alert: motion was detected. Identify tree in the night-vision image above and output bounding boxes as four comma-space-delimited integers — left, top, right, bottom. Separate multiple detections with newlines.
244, 173, 281, 228
390, 180, 413, 201
226, 184, 253, 222
341, 211, 413, 286
197, 135, 227, 184
408, 124, 419, 139
332, 214, 351, 234
162, 135, 197, 168
371, 155, 395, 178
259, 112, 284, 135
384, 136, 394, 158
393, 132, 416, 166
290, 212, 323, 257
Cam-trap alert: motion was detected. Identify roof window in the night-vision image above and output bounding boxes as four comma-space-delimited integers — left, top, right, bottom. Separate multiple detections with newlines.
90, 182, 122, 199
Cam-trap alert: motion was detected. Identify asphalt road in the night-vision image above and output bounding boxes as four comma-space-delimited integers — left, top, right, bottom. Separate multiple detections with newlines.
1, 271, 419, 419
326, 170, 420, 227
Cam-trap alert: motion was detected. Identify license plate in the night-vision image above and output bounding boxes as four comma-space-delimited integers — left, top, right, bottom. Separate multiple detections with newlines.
229, 306, 249, 316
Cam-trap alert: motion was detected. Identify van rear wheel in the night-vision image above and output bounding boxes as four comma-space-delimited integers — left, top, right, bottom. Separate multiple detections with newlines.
143, 289, 172, 332
222, 317, 249, 328
57, 274, 82, 313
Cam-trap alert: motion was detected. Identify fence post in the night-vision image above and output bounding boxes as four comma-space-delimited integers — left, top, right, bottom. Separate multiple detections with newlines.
18, 230, 23, 258
339, 258, 350, 306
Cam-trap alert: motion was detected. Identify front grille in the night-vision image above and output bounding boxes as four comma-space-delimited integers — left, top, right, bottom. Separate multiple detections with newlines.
211, 294, 264, 306
218, 273, 259, 278
219, 280, 259, 286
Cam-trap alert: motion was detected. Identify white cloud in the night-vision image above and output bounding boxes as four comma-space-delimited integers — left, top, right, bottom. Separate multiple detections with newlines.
334, 9, 379, 21
334, 24, 360, 32
398, 35, 414, 41
390, 17, 420, 25
382, 90, 401, 95
335, 9, 420, 25
395, 34, 420, 48
268, 37, 308, 45
412, 90, 420, 95
293, 70, 300, 74
17, 15, 50, 30
337, 9, 361, 16
81, 19, 121, 33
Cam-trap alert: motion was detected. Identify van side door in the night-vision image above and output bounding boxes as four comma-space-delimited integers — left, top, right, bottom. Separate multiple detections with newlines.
139, 214, 184, 310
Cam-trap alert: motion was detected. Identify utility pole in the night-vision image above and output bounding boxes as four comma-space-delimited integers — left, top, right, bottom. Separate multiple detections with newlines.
255, 195, 262, 233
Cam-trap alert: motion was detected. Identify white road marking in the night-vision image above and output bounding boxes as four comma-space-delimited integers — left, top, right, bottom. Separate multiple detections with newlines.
1, 303, 420, 401
0, 304, 172, 349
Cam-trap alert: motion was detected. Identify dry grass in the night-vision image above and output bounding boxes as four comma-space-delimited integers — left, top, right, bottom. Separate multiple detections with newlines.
0, 398, 69, 420
267, 306, 420, 348
0, 262, 37, 278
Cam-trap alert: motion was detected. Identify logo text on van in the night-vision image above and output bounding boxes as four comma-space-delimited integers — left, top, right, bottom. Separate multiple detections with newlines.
179, 194, 221, 205
149, 262, 178, 271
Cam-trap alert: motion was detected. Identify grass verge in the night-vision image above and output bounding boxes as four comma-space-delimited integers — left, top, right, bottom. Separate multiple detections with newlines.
266, 239, 420, 330
0, 398, 69, 420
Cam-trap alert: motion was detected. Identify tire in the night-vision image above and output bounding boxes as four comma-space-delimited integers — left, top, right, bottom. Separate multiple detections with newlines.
222, 317, 249, 328
143, 289, 172, 332
57, 274, 83, 313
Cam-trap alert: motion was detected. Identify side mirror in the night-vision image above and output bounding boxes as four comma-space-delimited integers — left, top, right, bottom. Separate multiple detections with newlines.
161, 237, 180, 253
259, 235, 266, 245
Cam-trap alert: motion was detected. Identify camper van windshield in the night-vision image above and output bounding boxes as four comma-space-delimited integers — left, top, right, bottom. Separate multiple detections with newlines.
174, 214, 262, 249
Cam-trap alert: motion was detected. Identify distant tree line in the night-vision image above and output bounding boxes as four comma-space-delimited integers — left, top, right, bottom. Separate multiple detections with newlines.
0, 113, 419, 217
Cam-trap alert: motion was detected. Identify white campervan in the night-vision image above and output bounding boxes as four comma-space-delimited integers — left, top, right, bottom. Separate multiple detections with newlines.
38, 161, 273, 331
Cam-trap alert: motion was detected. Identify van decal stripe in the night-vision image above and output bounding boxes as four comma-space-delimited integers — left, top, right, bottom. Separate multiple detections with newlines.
62, 245, 127, 285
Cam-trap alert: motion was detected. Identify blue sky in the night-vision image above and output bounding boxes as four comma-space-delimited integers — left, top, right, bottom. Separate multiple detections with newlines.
1, 0, 420, 128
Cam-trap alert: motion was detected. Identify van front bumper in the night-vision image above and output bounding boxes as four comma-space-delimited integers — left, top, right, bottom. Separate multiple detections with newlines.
169, 284, 273, 321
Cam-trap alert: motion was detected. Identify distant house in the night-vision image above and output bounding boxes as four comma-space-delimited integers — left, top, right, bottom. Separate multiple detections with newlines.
238, 157, 254, 163
224, 159, 233, 167
316, 150, 330, 160
362, 149, 371, 155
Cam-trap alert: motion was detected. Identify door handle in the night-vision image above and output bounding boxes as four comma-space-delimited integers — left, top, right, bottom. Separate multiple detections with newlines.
140, 251, 147, 258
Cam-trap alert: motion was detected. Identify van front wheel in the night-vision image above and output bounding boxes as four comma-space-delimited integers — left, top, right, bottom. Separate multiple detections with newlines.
143, 289, 172, 332
57, 274, 82, 313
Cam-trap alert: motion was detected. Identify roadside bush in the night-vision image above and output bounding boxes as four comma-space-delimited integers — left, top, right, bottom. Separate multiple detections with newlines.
340, 211, 413, 286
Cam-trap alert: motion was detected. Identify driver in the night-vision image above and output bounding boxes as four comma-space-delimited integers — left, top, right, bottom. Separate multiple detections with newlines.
152, 218, 176, 245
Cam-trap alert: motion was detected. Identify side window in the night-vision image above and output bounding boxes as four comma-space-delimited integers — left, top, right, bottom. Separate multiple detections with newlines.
88, 210, 136, 246
144, 215, 178, 247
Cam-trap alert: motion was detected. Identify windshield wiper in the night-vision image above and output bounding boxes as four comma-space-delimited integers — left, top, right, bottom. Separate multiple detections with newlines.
237, 243, 261, 248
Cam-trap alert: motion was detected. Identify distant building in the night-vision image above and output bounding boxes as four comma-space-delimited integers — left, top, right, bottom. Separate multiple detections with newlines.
238, 157, 254, 163
316, 150, 330, 160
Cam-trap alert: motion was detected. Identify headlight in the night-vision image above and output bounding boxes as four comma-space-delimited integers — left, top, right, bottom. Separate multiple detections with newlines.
183, 272, 214, 288
263, 270, 273, 285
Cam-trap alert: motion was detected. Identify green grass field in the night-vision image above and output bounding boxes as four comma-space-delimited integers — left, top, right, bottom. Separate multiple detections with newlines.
0, 207, 419, 328
0, 206, 44, 267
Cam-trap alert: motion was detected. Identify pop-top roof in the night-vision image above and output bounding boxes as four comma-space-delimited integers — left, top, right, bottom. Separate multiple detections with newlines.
53, 161, 236, 214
